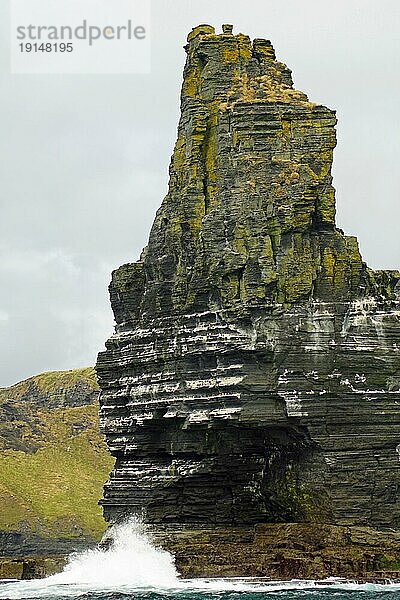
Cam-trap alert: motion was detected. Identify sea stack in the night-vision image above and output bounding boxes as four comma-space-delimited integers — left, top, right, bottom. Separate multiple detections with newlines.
96, 25, 400, 579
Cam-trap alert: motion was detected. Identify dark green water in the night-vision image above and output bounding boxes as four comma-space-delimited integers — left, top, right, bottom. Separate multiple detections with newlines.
1, 581, 399, 600
58, 591, 399, 600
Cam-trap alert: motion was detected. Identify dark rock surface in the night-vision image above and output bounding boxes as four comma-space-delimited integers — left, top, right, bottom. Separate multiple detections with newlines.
96, 25, 400, 574
0, 555, 66, 580
0, 531, 90, 558
151, 523, 400, 579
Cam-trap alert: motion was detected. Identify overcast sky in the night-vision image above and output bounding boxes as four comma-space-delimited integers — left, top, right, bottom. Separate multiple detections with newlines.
0, 0, 399, 387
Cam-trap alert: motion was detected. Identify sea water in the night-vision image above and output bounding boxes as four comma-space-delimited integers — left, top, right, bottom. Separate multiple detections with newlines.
0, 519, 398, 600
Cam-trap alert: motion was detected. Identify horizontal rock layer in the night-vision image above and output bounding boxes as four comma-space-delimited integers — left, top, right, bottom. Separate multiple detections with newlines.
0, 556, 66, 581
151, 523, 400, 579
98, 299, 400, 529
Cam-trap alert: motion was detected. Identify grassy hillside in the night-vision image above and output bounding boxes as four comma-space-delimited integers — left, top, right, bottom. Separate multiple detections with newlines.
0, 368, 113, 541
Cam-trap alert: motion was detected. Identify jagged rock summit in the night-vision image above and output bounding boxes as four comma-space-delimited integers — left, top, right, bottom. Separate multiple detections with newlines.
97, 25, 400, 577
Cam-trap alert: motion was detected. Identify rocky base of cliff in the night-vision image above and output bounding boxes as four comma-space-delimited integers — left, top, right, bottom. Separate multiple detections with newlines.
152, 523, 400, 580
1, 524, 400, 581
0, 556, 66, 581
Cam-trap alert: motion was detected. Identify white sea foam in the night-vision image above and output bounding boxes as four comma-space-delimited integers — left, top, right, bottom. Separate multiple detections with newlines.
1, 518, 400, 598
0, 517, 178, 598
52, 516, 178, 587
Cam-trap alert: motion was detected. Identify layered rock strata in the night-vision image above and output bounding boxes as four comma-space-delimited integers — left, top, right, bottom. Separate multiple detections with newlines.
96, 25, 400, 573
152, 524, 400, 580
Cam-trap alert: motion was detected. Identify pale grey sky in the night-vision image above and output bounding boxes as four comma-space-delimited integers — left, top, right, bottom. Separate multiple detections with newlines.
0, 0, 399, 386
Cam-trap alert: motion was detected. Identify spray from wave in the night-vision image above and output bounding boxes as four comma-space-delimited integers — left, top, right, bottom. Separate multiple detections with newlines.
51, 516, 178, 588
0, 517, 179, 599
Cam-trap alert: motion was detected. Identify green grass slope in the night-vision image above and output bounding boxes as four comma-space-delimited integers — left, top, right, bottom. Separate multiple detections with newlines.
0, 368, 113, 541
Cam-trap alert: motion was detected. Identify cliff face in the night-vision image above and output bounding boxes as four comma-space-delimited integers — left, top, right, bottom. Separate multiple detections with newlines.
0, 368, 112, 560
97, 24, 400, 547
